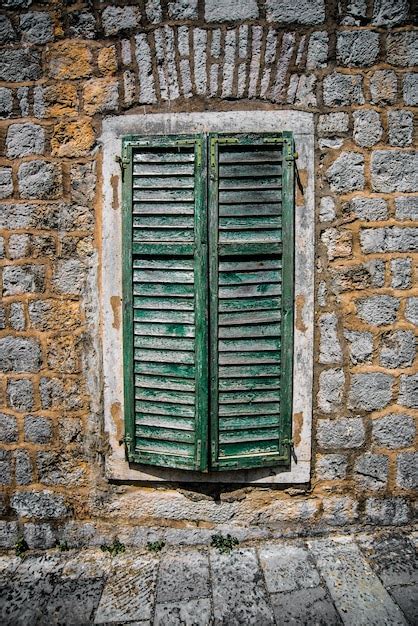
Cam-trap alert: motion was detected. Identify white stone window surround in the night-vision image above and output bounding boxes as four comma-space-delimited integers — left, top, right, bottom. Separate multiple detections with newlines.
100, 111, 314, 484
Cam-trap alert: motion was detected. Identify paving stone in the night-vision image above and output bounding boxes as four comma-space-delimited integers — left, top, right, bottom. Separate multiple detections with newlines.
44, 577, 106, 624
154, 598, 212, 626
309, 538, 407, 625
94, 554, 159, 623
156, 548, 209, 602
61, 549, 113, 579
259, 543, 320, 593
388, 584, 418, 624
210, 548, 274, 625
270, 586, 342, 625
356, 533, 418, 587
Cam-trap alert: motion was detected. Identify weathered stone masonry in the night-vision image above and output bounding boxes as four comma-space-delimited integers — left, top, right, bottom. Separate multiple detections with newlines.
0, 0, 417, 549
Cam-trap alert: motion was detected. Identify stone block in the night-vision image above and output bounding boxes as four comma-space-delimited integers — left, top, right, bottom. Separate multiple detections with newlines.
317, 418, 365, 449
3, 265, 45, 295
97, 46, 117, 75
29, 299, 81, 332
59, 417, 82, 444
15, 450, 33, 485
391, 258, 412, 289
386, 32, 418, 67
47, 41, 93, 80
42, 83, 78, 117
398, 374, 418, 408
168, 0, 198, 19
18, 161, 62, 200
51, 119, 95, 158
0, 49, 41, 82
357, 295, 399, 325
318, 112, 349, 135
11, 490, 70, 519
0, 88, 13, 119
52, 259, 86, 295
307, 32, 328, 69
319, 197, 336, 222
323, 72, 364, 106
403, 73, 418, 105
83, 78, 119, 115
8, 234, 31, 259
380, 330, 416, 368
338, 0, 367, 25
388, 110, 413, 147
24, 415, 52, 444
319, 313, 342, 364
321, 496, 358, 525
372, 413, 415, 449
259, 544, 321, 593
0, 15, 16, 43
9, 302, 25, 331
20, 11, 53, 44
372, 150, 418, 193
146, 0, 163, 23
326, 152, 364, 193
39, 376, 84, 412
365, 497, 411, 525
344, 330, 373, 364
349, 373, 393, 410
7, 379, 34, 412
205, 0, 258, 21
317, 369, 344, 413
0, 336, 42, 373
405, 297, 418, 325
396, 452, 418, 490
372, 0, 409, 26
395, 196, 418, 221
23, 523, 56, 549
345, 197, 388, 221
101, 5, 140, 35
265, 0, 325, 24
353, 110, 382, 147
0, 167, 13, 199
37, 451, 85, 486
0, 450, 11, 485
354, 453, 388, 491
68, 11, 97, 39
0, 412, 18, 443
0, 521, 19, 549
370, 70, 398, 105
361, 227, 418, 253
46, 335, 80, 374
316, 454, 347, 480
337, 31, 379, 67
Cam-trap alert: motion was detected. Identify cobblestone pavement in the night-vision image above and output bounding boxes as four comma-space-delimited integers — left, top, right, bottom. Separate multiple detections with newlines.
0, 529, 417, 625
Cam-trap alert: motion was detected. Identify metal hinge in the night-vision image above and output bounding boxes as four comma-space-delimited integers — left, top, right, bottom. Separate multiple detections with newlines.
282, 438, 297, 463
210, 137, 239, 169
263, 137, 284, 144
115, 155, 128, 181
124, 433, 134, 460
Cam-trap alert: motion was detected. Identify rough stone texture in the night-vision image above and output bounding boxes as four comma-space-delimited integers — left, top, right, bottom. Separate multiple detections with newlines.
7, 378, 34, 412
344, 330, 373, 364
345, 197, 388, 221
379, 330, 416, 368
319, 197, 336, 222
319, 313, 342, 364
18, 161, 62, 200
372, 414, 415, 449
349, 373, 393, 410
24, 415, 52, 444
10, 491, 70, 520
316, 454, 347, 479
405, 298, 418, 325
3, 265, 45, 295
372, 0, 409, 26
391, 258, 412, 289
52, 259, 86, 295
353, 110, 382, 147
398, 374, 418, 409
386, 32, 418, 67
0, 167, 13, 199
0, 87, 13, 119
403, 73, 418, 106
370, 70, 398, 105
321, 496, 358, 526
336, 31, 379, 67
0, 412, 18, 443
395, 197, 418, 222
318, 112, 349, 135
317, 418, 365, 449
265, 0, 325, 24
371, 151, 418, 192
6, 123, 45, 158
0, 336, 42, 373
169, 0, 198, 19
83, 78, 119, 115
101, 6, 140, 36
0, 49, 41, 81
388, 111, 413, 147
20, 11, 53, 44
69, 11, 96, 39
323, 72, 364, 106
365, 497, 411, 525
326, 152, 364, 193
318, 369, 344, 414
307, 32, 328, 69
360, 227, 418, 254
396, 453, 418, 490
354, 453, 388, 491
356, 295, 399, 326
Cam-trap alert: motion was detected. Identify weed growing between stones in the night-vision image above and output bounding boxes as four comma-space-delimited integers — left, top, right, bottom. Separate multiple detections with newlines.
100, 538, 126, 557
58, 540, 70, 552
15, 537, 29, 558
211, 533, 239, 554
147, 540, 166, 553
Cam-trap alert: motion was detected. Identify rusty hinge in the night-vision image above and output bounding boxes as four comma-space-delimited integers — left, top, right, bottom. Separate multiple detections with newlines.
115, 155, 128, 181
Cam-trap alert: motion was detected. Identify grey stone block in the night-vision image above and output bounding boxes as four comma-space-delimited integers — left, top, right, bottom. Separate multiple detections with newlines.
15, 450, 33, 485
0, 412, 18, 442
9, 302, 25, 331
317, 418, 365, 449
318, 112, 349, 135
355, 453, 388, 491
155, 598, 211, 626
344, 330, 373, 364
70, 162, 96, 204
388, 110, 413, 147
326, 152, 364, 193
391, 258, 412, 289
365, 497, 411, 525
3, 265, 45, 295
370, 69, 398, 105
8, 234, 31, 260
265, 0, 325, 24
101, 5, 140, 36
372, 0, 409, 26
0, 87, 13, 119
372, 414, 416, 449
338, 0, 367, 26
271, 585, 341, 624
0, 167, 13, 199
389, 584, 418, 624
386, 32, 418, 67
403, 73, 418, 106
11, 490, 70, 519
69, 10, 97, 39
206, 0, 258, 21
23, 523, 56, 549
259, 544, 320, 593
398, 374, 418, 408
405, 297, 418, 325
20, 11, 53, 44
337, 30, 379, 67
146, 0, 163, 24
316, 454, 347, 480
346, 197, 388, 221
319, 197, 336, 222
18, 160, 62, 200
0, 520, 19, 548
59, 417, 82, 444
0, 450, 12, 485
156, 549, 209, 603
24, 415, 52, 444
357, 295, 399, 326
323, 72, 364, 106
6, 123, 45, 158
317, 368, 344, 413
319, 313, 342, 364
37, 451, 85, 486
52, 259, 86, 295
372, 150, 418, 193
353, 110, 382, 147
321, 496, 358, 525
0, 49, 41, 82
395, 196, 418, 221
307, 31, 328, 69
361, 227, 418, 253
0, 336, 42, 373
7, 379, 34, 412
349, 373, 393, 410
397, 452, 418, 490
0, 15, 16, 43
380, 330, 416, 368
168, 0, 198, 19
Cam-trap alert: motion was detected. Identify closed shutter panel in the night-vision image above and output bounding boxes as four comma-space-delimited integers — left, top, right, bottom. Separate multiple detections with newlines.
122, 135, 208, 471
208, 133, 294, 470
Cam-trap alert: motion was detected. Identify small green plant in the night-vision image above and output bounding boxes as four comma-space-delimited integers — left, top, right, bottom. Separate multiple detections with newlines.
147, 540, 166, 553
211, 533, 239, 554
15, 536, 29, 558
58, 540, 70, 552
100, 538, 126, 557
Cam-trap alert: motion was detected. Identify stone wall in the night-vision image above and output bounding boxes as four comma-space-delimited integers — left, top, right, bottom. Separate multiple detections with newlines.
0, 0, 417, 550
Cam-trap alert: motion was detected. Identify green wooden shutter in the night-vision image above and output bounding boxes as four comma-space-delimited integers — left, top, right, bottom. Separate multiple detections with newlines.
122, 135, 209, 471
208, 133, 294, 470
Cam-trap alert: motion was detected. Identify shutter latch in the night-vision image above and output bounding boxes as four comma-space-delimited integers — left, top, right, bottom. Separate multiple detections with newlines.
115, 155, 128, 181
283, 438, 298, 463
